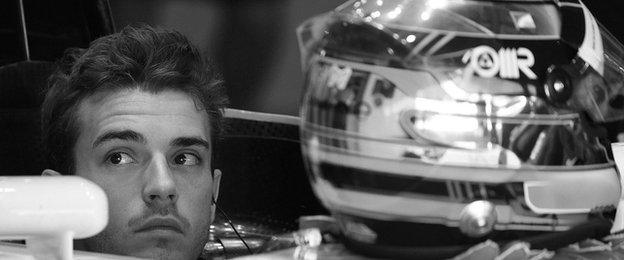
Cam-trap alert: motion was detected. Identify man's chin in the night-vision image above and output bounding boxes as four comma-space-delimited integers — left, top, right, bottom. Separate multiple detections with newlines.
79, 236, 196, 260
130, 246, 187, 260
123, 237, 196, 260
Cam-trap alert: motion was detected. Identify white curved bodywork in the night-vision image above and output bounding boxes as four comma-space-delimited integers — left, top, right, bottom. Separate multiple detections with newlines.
0, 176, 111, 260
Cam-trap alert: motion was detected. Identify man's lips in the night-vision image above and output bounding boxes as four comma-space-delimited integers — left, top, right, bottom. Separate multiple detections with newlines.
134, 217, 185, 234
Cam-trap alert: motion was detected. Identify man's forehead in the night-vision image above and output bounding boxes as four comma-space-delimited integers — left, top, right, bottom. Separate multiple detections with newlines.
83, 88, 203, 111
76, 88, 212, 143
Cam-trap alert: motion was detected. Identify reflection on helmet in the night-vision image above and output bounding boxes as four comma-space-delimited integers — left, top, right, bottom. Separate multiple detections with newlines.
297, 0, 624, 258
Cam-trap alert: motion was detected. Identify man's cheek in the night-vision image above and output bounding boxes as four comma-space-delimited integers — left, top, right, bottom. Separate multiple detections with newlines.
179, 185, 212, 227
109, 186, 142, 217
98, 179, 141, 230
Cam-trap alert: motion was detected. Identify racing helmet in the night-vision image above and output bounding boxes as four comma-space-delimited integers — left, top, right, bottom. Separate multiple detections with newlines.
297, 0, 624, 258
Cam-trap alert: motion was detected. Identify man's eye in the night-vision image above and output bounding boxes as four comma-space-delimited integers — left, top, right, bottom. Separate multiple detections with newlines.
174, 153, 200, 166
107, 152, 135, 165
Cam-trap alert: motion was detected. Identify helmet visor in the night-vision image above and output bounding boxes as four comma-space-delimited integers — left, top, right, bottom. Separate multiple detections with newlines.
302, 56, 611, 169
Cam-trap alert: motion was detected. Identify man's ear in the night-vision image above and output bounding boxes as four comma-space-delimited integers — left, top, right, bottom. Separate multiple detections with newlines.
210, 169, 222, 221
212, 169, 222, 204
42, 169, 62, 176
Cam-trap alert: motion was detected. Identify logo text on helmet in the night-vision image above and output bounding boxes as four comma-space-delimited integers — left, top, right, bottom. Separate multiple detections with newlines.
462, 45, 537, 80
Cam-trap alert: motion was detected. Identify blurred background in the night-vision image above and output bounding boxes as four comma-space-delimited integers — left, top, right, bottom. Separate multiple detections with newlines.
108, 0, 352, 116
110, 0, 346, 116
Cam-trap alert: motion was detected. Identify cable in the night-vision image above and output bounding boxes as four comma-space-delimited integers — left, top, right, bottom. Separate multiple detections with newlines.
214, 201, 253, 255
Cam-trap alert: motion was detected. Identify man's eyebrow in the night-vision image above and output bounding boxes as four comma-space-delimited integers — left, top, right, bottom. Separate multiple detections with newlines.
170, 137, 211, 151
93, 130, 146, 148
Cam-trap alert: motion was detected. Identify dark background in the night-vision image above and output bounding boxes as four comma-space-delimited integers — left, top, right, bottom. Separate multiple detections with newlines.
108, 0, 344, 116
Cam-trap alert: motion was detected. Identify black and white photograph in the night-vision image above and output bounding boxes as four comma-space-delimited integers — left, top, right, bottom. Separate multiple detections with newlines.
3, 0, 624, 259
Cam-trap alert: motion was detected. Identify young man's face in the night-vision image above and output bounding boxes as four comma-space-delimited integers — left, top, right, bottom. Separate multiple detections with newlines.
71, 88, 220, 260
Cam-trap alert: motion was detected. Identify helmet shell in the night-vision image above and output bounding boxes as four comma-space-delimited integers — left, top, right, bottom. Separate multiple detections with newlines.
298, 0, 624, 257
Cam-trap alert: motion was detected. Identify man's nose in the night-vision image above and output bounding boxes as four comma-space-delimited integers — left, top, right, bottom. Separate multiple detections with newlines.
142, 154, 178, 206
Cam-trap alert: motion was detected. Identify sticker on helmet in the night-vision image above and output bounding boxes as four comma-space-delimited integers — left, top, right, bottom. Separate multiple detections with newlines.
462, 45, 537, 80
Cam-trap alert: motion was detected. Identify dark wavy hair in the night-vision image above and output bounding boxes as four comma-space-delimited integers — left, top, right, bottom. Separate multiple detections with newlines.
41, 24, 228, 175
